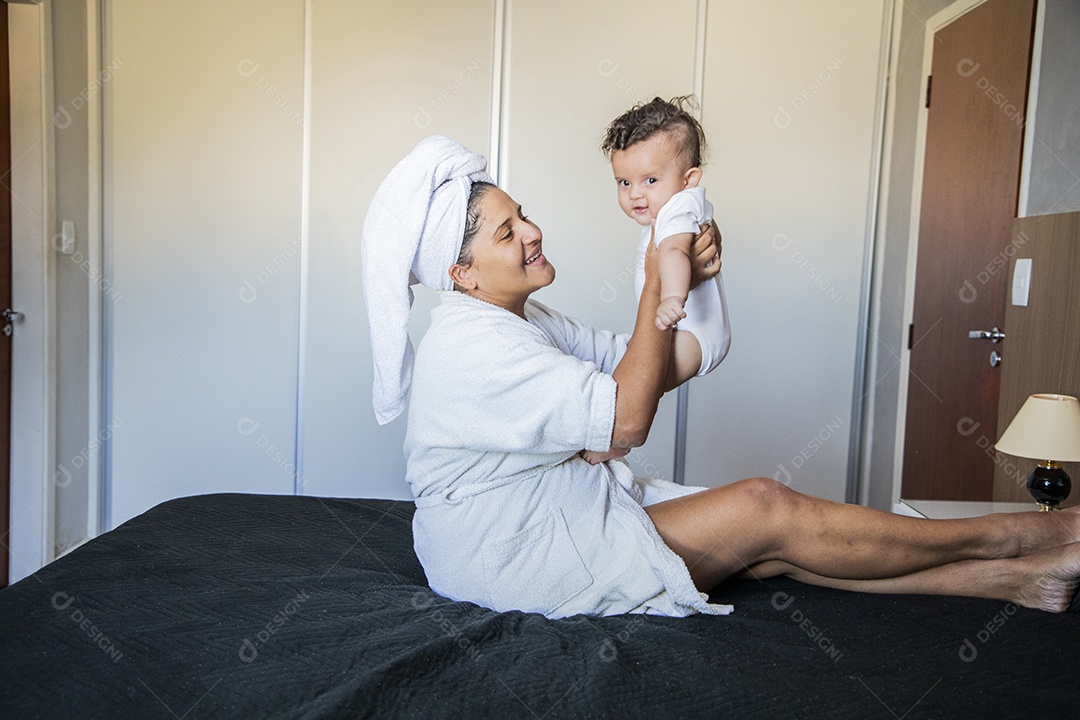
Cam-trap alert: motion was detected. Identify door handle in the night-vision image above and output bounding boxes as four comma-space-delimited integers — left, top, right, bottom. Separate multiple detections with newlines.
2, 308, 24, 337
968, 326, 1005, 343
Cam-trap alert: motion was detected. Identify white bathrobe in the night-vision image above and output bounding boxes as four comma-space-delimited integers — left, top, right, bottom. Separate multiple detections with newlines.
405, 291, 733, 618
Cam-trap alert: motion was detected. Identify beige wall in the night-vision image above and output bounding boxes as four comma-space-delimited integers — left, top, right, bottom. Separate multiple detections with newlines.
305, 0, 889, 504
301, 0, 496, 500
34, 0, 1075, 553
50, 0, 90, 555
106, 0, 306, 525
89, 0, 891, 528
1024, 0, 1080, 216
696, 0, 886, 499
34, 0, 894, 545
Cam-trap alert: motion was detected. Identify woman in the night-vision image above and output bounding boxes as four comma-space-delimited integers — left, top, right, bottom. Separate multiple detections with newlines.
362, 137, 1080, 619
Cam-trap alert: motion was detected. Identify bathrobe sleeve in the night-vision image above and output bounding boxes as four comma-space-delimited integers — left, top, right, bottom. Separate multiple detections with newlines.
524, 300, 629, 374
488, 337, 618, 454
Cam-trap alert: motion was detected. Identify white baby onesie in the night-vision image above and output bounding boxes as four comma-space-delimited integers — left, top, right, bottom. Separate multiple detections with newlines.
633, 186, 731, 375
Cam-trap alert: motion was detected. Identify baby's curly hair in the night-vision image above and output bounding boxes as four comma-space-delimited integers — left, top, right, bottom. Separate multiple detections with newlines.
601, 95, 707, 169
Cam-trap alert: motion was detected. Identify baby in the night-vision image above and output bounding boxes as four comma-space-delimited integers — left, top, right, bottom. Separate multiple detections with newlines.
580, 98, 731, 467
602, 96, 730, 375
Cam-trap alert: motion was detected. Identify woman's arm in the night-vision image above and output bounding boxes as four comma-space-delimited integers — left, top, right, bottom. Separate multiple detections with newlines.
610, 237, 671, 450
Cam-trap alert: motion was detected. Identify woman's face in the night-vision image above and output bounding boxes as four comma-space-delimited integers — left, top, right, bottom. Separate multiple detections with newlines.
449, 186, 555, 316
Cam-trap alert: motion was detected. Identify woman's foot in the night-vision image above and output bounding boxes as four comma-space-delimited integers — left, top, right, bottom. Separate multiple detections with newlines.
1014, 542, 1080, 613
1061, 505, 1080, 545
1009, 505, 1080, 556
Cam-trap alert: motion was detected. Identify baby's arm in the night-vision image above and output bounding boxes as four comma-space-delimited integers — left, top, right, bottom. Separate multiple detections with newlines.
654, 232, 694, 330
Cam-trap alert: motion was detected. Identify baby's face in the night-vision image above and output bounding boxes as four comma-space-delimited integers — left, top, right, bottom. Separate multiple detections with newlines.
610, 133, 697, 227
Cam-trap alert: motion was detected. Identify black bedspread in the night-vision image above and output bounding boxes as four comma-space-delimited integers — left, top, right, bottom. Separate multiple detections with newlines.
1, 493, 1077, 719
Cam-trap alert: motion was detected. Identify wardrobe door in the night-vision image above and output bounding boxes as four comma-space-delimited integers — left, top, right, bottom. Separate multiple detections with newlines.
106, 0, 305, 525
299, 0, 494, 498
693, 0, 887, 499
505, 0, 700, 483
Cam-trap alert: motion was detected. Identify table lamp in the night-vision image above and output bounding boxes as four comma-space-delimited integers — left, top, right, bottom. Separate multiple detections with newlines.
995, 394, 1080, 510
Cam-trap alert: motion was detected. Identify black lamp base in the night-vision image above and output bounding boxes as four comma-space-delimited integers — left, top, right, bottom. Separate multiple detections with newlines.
1027, 462, 1071, 511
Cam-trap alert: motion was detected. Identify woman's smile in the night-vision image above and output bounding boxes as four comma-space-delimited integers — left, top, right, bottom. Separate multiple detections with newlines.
524, 246, 545, 266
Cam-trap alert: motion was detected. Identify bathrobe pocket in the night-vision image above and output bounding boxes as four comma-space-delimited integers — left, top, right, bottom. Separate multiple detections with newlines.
482, 509, 594, 616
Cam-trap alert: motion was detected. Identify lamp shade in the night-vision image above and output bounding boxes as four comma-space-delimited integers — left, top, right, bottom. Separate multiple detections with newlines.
995, 394, 1080, 462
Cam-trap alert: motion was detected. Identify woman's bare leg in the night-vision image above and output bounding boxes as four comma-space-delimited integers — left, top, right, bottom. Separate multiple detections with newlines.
644, 477, 1080, 598
740, 543, 1080, 613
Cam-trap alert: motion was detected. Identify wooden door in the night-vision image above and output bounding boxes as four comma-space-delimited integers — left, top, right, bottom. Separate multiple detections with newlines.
0, 2, 10, 588
902, 0, 1036, 500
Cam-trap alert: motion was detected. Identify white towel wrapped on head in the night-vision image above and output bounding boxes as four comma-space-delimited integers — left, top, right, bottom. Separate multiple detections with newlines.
361, 136, 493, 425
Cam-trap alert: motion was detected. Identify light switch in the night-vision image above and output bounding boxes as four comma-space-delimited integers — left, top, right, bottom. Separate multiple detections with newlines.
60, 220, 75, 256
1012, 258, 1032, 306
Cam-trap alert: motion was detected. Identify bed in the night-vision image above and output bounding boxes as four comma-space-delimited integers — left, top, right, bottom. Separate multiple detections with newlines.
1, 493, 1077, 718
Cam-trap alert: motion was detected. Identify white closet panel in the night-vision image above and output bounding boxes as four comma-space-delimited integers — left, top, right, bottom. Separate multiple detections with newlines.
505, 0, 700, 482
300, 0, 494, 498
693, 1, 886, 499
106, 0, 305, 525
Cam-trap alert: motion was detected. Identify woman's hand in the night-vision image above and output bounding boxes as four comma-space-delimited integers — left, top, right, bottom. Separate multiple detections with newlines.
689, 221, 722, 290
580, 448, 630, 465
